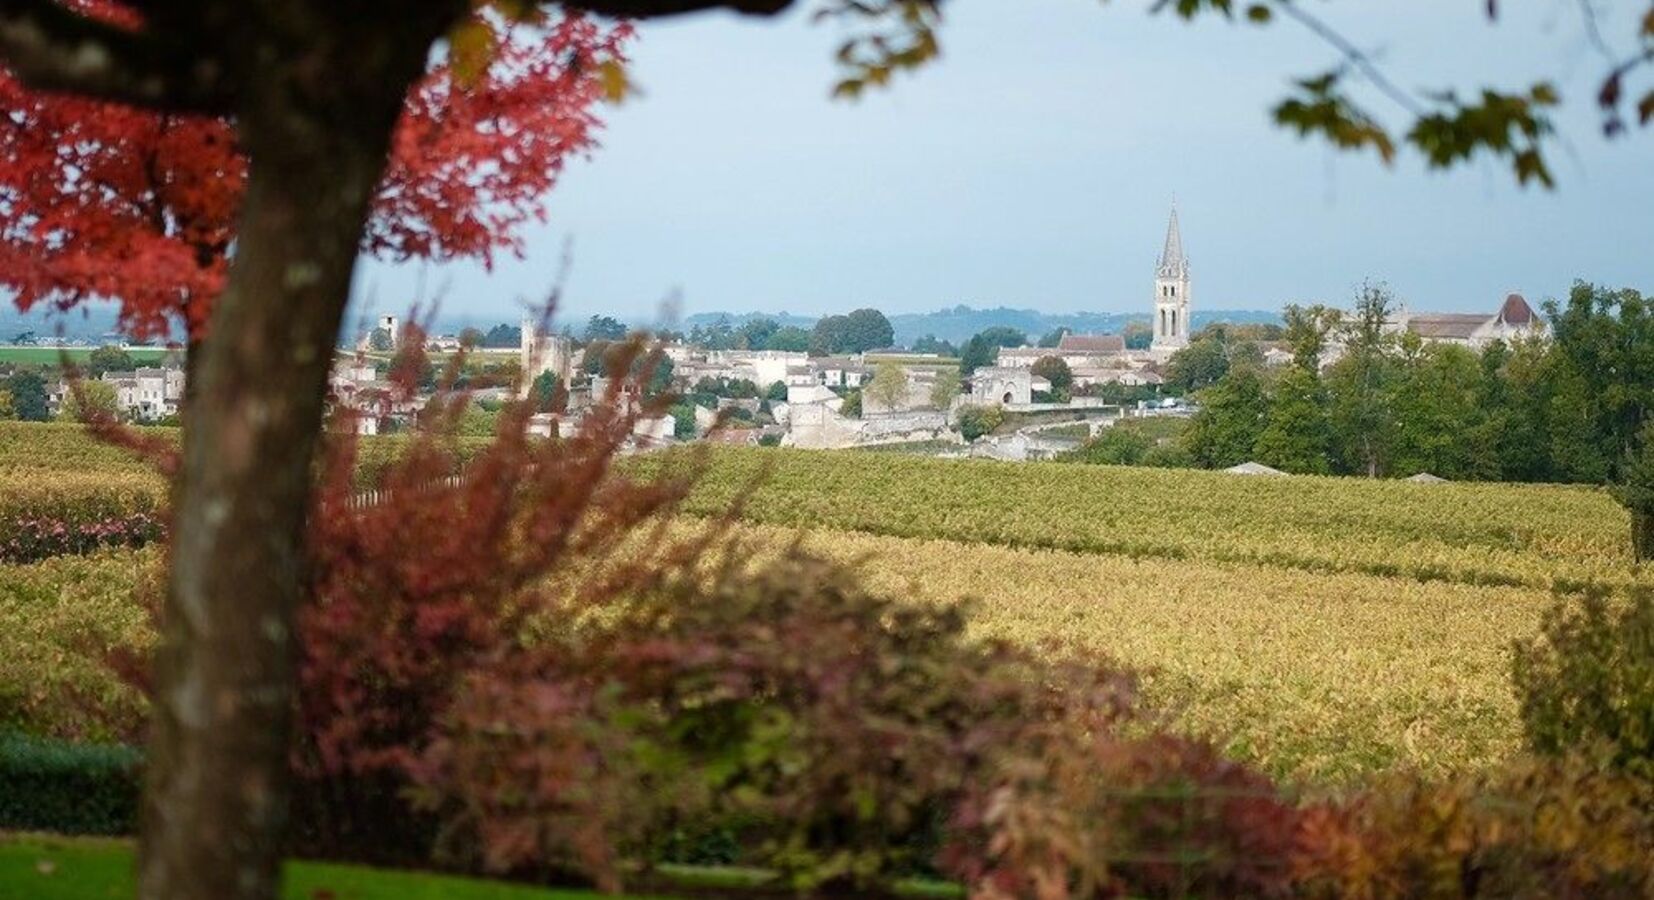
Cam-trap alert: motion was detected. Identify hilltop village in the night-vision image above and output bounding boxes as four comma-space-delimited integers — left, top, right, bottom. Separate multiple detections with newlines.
2, 207, 1551, 464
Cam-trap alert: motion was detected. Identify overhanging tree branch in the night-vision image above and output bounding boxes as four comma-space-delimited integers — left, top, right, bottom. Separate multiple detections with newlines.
0, 0, 231, 114
561, 0, 793, 19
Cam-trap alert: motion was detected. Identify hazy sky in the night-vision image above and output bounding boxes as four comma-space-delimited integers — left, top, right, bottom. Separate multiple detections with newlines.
355, 0, 1653, 328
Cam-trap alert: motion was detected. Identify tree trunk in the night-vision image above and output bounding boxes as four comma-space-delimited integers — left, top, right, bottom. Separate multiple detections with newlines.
136, 77, 410, 900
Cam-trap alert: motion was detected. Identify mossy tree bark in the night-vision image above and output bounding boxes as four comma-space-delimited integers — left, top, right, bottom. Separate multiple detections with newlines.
135, 25, 436, 900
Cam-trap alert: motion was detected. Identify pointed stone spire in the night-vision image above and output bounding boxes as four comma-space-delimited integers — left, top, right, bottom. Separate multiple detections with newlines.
1158, 203, 1187, 277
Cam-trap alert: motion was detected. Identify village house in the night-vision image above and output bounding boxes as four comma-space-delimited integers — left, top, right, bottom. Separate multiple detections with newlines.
996, 333, 1130, 371
102, 366, 186, 420
1386, 293, 1549, 349
813, 356, 870, 388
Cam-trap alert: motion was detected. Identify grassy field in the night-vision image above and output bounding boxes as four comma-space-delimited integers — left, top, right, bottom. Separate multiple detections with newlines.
0, 347, 170, 367
0, 835, 645, 900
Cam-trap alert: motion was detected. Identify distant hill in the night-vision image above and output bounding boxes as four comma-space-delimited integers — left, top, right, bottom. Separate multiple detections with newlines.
681, 311, 818, 331
685, 305, 1281, 347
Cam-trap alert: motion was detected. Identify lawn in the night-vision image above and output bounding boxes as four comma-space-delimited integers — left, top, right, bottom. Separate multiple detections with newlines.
0, 347, 170, 367
0, 835, 646, 900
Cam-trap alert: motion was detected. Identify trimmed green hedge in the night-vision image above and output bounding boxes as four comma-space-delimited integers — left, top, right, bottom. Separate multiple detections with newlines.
0, 732, 140, 835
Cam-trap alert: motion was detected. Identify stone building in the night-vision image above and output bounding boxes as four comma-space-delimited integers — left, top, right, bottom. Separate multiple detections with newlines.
102, 366, 186, 420
519, 316, 573, 397
1387, 294, 1549, 349
969, 367, 1032, 406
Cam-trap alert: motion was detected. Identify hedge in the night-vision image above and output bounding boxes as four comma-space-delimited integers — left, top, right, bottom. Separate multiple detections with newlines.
0, 732, 140, 835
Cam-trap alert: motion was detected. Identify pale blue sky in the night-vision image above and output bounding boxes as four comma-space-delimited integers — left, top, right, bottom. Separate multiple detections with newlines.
356, 0, 1653, 328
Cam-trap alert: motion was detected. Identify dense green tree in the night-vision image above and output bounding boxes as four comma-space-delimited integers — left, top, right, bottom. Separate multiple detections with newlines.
735, 317, 779, 350
766, 325, 812, 352
641, 352, 674, 398
840, 389, 862, 419
1386, 341, 1482, 479
482, 324, 521, 349
455, 401, 498, 437
1545, 283, 1654, 477
1037, 327, 1070, 348
1325, 282, 1397, 477
1064, 426, 1150, 466
457, 327, 485, 348
1253, 367, 1331, 474
3, 371, 47, 421
957, 404, 1004, 441
584, 315, 627, 342
809, 315, 848, 355
975, 326, 1026, 348
844, 308, 894, 352
1182, 363, 1267, 469
1282, 304, 1338, 372
690, 317, 737, 350
86, 344, 136, 378
765, 380, 789, 402
670, 402, 697, 439
1546, 355, 1611, 484
958, 335, 995, 376
368, 327, 393, 353
530, 371, 560, 413
1031, 355, 1073, 393
911, 334, 956, 356
812, 308, 894, 355
1619, 422, 1654, 561
1164, 337, 1231, 394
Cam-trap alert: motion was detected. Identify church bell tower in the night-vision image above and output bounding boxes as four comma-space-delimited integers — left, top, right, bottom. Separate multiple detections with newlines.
1151, 204, 1191, 356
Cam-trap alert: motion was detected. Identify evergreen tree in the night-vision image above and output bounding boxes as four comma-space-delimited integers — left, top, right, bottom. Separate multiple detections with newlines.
958, 335, 994, 376
3, 371, 47, 421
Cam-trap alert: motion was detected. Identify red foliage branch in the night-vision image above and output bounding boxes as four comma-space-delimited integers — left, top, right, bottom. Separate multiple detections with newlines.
0, 1, 629, 340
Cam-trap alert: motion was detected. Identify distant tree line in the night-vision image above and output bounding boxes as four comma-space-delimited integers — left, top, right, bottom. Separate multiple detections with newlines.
1174, 281, 1652, 487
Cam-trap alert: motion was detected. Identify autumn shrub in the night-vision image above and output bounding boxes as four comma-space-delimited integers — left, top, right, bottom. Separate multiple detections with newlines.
1510, 587, 1654, 781
282, 338, 708, 865
946, 732, 1303, 900
1293, 750, 1654, 899
416, 551, 1139, 893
